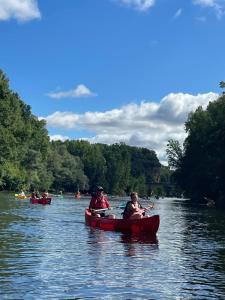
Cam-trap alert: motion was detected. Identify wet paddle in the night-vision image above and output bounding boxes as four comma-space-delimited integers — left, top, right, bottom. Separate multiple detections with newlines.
91, 203, 125, 213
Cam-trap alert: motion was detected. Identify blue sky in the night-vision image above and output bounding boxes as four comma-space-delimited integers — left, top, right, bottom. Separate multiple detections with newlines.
0, 0, 225, 164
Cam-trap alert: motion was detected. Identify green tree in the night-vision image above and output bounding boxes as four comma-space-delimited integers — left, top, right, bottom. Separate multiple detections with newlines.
166, 139, 183, 170
103, 143, 131, 195
49, 141, 88, 192
219, 81, 225, 89
0, 69, 50, 191
169, 93, 225, 206
66, 140, 107, 190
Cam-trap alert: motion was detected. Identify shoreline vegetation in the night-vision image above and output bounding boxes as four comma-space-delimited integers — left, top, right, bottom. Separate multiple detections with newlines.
0, 69, 177, 198
166, 81, 225, 208
1, 69, 225, 208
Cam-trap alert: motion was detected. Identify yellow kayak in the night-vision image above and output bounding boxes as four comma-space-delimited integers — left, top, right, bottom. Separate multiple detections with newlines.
15, 194, 27, 199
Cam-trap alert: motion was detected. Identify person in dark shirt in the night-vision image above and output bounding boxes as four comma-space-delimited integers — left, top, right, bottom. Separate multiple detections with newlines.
123, 192, 153, 219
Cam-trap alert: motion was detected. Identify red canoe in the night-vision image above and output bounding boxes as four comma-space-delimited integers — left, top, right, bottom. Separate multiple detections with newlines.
30, 197, 51, 205
85, 209, 160, 235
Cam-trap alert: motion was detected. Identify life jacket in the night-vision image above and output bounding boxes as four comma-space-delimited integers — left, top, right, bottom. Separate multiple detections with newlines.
90, 195, 109, 209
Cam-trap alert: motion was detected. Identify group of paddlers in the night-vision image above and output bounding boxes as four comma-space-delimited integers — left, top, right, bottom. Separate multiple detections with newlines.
89, 186, 154, 220
31, 191, 49, 199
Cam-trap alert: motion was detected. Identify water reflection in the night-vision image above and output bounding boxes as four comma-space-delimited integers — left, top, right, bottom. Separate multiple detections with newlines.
87, 227, 159, 258
120, 233, 158, 257
121, 233, 158, 244
1, 194, 225, 299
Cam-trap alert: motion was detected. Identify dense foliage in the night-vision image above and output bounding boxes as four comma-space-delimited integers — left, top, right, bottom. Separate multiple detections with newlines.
0, 70, 50, 191
0, 70, 174, 196
167, 92, 225, 207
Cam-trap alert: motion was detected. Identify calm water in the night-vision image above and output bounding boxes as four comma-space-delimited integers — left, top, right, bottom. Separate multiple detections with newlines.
0, 193, 225, 299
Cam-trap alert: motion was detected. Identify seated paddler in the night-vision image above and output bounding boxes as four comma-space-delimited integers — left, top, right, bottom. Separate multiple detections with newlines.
122, 191, 154, 220
89, 186, 114, 218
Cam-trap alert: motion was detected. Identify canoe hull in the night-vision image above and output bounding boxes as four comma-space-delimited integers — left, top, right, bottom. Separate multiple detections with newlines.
85, 209, 159, 235
30, 197, 51, 205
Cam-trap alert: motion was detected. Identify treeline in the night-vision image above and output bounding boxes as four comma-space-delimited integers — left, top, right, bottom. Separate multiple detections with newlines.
0, 69, 174, 196
167, 86, 225, 207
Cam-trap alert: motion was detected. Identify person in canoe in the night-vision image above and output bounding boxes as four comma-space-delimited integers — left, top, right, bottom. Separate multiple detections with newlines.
75, 191, 81, 199
122, 192, 154, 220
89, 186, 115, 218
42, 191, 49, 199
31, 191, 40, 199
20, 190, 26, 197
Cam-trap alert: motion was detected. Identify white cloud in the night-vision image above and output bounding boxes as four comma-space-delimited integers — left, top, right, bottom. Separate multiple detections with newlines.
113, 0, 225, 18
47, 84, 96, 99
49, 134, 69, 142
174, 8, 183, 18
0, 0, 41, 22
115, 0, 155, 11
193, 0, 225, 18
42, 111, 80, 129
41, 92, 218, 164
194, 0, 216, 6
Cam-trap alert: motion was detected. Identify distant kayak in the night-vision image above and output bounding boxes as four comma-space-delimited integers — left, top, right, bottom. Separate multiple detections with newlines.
15, 194, 27, 199
30, 197, 51, 205
85, 209, 160, 235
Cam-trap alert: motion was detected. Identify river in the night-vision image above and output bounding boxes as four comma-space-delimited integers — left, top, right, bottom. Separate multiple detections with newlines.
0, 193, 225, 299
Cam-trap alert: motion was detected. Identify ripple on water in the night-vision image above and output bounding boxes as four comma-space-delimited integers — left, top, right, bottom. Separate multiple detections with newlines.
0, 196, 225, 299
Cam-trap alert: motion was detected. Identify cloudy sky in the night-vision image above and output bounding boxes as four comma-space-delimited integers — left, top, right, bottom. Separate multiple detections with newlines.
1, 0, 225, 164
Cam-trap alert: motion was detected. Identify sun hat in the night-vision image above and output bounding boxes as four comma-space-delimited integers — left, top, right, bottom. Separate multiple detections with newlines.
97, 186, 104, 191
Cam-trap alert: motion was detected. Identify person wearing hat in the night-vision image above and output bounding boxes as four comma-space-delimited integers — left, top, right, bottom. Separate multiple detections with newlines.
89, 186, 111, 217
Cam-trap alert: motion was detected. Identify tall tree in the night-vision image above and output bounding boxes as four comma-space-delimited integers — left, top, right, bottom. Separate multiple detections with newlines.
168, 93, 225, 206
0, 69, 50, 190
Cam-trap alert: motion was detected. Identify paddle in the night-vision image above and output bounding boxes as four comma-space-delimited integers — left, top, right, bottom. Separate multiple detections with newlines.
143, 203, 154, 212
90, 203, 126, 213
90, 208, 110, 213
146, 201, 154, 209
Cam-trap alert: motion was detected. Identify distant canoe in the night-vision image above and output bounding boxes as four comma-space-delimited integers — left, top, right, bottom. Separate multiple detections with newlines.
85, 209, 160, 235
30, 197, 51, 205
